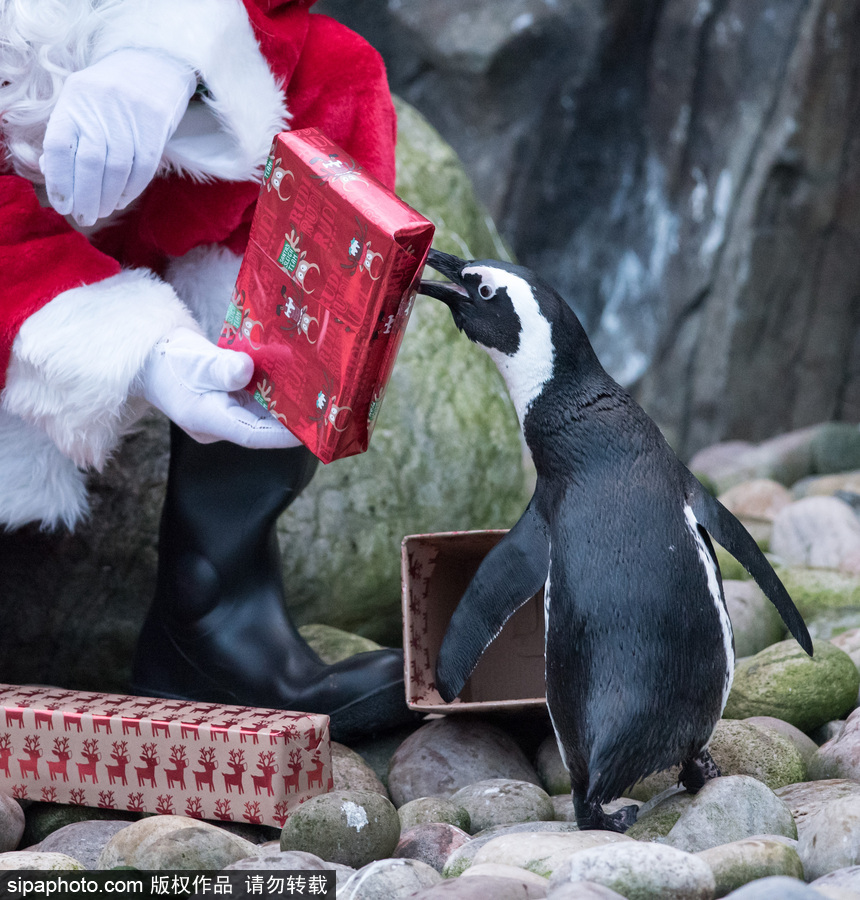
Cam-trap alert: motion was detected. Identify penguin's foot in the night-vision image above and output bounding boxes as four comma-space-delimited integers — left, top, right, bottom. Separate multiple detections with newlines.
679, 748, 721, 794
603, 803, 639, 832
573, 795, 639, 832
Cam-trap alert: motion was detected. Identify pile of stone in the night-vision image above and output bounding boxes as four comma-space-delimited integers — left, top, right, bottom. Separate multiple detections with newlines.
2, 422, 860, 899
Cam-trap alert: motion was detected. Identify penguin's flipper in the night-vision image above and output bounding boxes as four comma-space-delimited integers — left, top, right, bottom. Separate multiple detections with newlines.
435, 502, 550, 702
689, 483, 813, 655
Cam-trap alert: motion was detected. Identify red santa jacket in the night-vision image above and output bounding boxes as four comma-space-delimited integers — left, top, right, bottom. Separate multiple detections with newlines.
0, 0, 396, 529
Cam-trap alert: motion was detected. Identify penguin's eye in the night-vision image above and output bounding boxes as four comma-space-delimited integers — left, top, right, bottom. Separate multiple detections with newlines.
479, 283, 494, 300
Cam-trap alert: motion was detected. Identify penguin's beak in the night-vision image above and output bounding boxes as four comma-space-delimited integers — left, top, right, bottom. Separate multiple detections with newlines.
419, 249, 470, 308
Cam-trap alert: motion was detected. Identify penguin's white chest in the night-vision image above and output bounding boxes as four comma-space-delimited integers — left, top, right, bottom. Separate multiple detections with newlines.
544, 543, 571, 769
684, 504, 735, 710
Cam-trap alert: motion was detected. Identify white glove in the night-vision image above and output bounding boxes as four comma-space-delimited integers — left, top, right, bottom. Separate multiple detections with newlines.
40, 48, 197, 227
135, 327, 304, 449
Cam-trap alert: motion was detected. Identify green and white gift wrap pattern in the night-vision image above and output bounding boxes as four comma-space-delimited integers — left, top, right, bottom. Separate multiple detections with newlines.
219, 128, 435, 463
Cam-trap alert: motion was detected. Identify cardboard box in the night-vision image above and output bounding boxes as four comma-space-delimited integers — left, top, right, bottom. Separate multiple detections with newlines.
401, 531, 547, 712
0, 685, 331, 827
218, 128, 435, 463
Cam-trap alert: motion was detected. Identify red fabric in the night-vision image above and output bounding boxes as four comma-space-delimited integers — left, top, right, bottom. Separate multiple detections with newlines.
0, 178, 122, 382
0, 0, 397, 390
92, 6, 397, 270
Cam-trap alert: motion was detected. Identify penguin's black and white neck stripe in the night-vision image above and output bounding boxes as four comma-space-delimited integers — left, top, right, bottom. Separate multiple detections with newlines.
422, 253, 551, 421
421, 250, 639, 475
420, 248, 812, 833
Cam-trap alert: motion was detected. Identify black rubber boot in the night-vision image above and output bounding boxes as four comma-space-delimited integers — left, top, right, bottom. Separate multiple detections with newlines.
131, 424, 414, 743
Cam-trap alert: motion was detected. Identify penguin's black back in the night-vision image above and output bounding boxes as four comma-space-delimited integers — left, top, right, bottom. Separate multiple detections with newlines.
529, 360, 731, 803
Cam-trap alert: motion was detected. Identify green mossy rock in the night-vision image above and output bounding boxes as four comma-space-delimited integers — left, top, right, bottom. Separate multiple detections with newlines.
279, 790, 400, 869
708, 720, 807, 789
535, 734, 571, 796
298, 624, 383, 664
0, 851, 85, 871
331, 743, 389, 796
96, 816, 257, 871
810, 422, 860, 475
626, 718, 807, 802
632, 777, 798, 852
715, 544, 752, 582
660, 776, 797, 853
695, 837, 804, 897
806, 609, 860, 642
449, 779, 555, 833
773, 567, 860, 620
625, 790, 691, 841
723, 639, 860, 732
397, 797, 471, 832
278, 98, 529, 643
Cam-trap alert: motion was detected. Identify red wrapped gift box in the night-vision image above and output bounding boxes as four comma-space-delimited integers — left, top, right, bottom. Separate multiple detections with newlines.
0, 685, 331, 828
218, 128, 435, 463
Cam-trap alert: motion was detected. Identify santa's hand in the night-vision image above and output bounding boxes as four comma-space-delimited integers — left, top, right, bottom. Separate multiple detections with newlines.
40, 49, 197, 227
135, 328, 303, 449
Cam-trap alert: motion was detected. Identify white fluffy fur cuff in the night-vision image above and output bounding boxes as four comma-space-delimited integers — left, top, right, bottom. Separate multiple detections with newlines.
94, 0, 289, 183
1, 269, 199, 471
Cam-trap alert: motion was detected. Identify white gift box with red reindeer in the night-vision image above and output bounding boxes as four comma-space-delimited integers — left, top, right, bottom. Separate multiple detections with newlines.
0, 685, 331, 828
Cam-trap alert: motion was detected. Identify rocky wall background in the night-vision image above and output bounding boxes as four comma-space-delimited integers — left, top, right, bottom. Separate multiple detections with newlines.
317, 0, 860, 458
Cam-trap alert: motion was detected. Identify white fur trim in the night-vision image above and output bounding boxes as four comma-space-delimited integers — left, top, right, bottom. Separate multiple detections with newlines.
1, 0, 288, 184
94, 0, 290, 182
0, 0, 102, 180
165, 245, 244, 343
1, 269, 199, 471
0, 409, 89, 531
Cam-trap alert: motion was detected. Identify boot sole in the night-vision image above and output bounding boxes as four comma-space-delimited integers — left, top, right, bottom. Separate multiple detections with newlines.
128, 675, 419, 745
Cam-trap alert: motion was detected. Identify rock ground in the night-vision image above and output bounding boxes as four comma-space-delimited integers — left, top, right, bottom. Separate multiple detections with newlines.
3, 424, 860, 899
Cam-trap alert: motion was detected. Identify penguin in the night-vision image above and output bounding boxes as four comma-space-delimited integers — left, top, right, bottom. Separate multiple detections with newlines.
419, 249, 812, 832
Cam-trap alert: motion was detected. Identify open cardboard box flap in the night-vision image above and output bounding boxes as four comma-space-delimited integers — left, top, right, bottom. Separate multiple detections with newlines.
402, 530, 547, 713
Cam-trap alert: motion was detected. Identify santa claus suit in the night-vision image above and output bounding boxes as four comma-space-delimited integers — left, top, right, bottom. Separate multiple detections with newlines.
0, 0, 411, 739
0, 0, 396, 531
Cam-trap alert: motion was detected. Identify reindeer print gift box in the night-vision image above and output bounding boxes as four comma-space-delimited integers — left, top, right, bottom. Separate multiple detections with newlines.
218, 128, 435, 463
0, 684, 331, 827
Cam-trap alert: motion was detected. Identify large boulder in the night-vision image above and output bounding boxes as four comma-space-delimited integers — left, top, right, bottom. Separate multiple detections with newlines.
387, 716, 541, 809
629, 775, 797, 851
770, 496, 860, 572
280, 790, 402, 870
723, 639, 860, 732
278, 99, 529, 640
0, 99, 529, 689
318, 2, 860, 458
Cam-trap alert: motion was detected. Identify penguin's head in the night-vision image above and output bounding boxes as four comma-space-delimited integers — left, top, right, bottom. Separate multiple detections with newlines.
420, 250, 547, 354
420, 249, 565, 424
